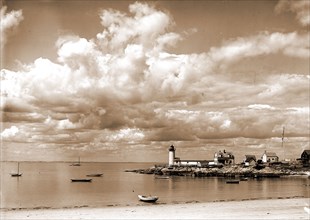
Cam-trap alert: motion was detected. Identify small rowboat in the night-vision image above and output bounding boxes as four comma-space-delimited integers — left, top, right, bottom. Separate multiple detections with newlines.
86, 173, 103, 177
11, 173, 22, 177
138, 195, 158, 202
71, 178, 92, 182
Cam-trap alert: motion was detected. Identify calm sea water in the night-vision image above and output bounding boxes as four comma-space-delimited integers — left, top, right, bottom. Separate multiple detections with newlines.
1, 162, 309, 209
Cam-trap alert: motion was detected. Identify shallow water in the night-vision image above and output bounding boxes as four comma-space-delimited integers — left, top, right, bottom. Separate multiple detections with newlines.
1, 162, 309, 209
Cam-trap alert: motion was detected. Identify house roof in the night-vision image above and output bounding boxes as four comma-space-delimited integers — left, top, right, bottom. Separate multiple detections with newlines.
264, 152, 278, 157
245, 155, 256, 162
302, 150, 310, 155
218, 151, 234, 156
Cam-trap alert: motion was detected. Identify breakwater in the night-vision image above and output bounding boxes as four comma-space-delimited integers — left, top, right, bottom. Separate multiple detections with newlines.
126, 163, 310, 178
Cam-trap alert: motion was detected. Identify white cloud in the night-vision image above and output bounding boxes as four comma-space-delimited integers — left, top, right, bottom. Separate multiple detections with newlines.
248, 104, 275, 110
57, 37, 97, 63
2, 2, 306, 126
1, 2, 309, 160
1, 126, 19, 138
275, 0, 310, 26
287, 107, 309, 114
106, 128, 145, 142
97, 2, 173, 52
220, 119, 231, 130
258, 74, 309, 102
57, 119, 80, 130
0, 6, 23, 49
208, 32, 310, 69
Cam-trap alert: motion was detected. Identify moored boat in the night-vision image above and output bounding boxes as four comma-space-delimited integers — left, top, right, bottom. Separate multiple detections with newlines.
10, 162, 22, 177
11, 173, 22, 177
70, 157, 81, 166
86, 173, 103, 177
226, 179, 239, 184
71, 178, 92, 182
138, 195, 158, 202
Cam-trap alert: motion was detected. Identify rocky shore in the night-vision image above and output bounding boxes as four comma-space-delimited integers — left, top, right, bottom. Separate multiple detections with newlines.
126, 163, 310, 178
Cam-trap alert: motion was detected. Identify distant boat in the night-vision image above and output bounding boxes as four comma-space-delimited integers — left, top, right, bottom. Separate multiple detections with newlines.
138, 195, 158, 202
86, 173, 103, 177
10, 162, 22, 177
71, 178, 92, 182
240, 177, 248, 181
70, 157, 81, 166
226, 179, 239, 184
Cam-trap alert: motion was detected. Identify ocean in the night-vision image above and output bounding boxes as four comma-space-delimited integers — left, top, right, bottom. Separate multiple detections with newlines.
1, 162, 309, 209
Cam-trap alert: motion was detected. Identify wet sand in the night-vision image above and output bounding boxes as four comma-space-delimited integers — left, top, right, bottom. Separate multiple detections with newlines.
1, 198, 309, 219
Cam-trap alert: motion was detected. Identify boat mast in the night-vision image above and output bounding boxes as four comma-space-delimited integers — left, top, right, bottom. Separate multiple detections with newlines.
282, 126, 285, 161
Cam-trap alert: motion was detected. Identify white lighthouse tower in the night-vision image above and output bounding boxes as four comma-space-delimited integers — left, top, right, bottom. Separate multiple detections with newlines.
168, 145, 175, 166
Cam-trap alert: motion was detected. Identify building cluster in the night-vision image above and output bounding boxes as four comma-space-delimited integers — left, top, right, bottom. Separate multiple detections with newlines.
168, 145, 310, 168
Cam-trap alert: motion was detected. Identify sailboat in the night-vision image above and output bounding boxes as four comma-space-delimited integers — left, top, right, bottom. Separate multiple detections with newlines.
11, 162, 22, 177
70, 157, 81, 166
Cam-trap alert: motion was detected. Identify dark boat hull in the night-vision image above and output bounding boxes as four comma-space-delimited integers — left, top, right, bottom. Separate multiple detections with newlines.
11, 173, 22, 177
226, 180, 239, 184
71, 178, 92, 182
86, 174, 103, 177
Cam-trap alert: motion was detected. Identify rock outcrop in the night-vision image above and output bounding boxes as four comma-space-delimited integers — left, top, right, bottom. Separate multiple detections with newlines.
126, 163, 310, 178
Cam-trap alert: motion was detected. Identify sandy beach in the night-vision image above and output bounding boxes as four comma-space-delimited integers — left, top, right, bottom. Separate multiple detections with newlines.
1, 198, 309, 220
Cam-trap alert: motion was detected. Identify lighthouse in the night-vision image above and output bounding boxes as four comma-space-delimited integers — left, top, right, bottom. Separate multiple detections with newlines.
168, 145, 175, 166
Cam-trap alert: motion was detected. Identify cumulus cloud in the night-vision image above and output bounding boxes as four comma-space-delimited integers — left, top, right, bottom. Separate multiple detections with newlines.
0, 6, 24, 49
1, 126, 19, 138
2, 2, 307, 123
275, 0, 310, 26
1, 2, 202, 125
97, 2, 175, 52
1, 2, 309, 161
208, 32, 310, 70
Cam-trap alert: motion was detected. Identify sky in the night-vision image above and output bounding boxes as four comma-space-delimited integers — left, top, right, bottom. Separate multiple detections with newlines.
0, 0, 309, 162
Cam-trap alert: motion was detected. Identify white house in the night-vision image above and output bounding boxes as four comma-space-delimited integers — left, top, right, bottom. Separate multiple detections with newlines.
261, 151, 279, 163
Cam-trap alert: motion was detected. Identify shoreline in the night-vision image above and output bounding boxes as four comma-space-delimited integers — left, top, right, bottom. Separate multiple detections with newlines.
1, 195, 307, 211
1, 197, 309, 220
128, 163, 310, 178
